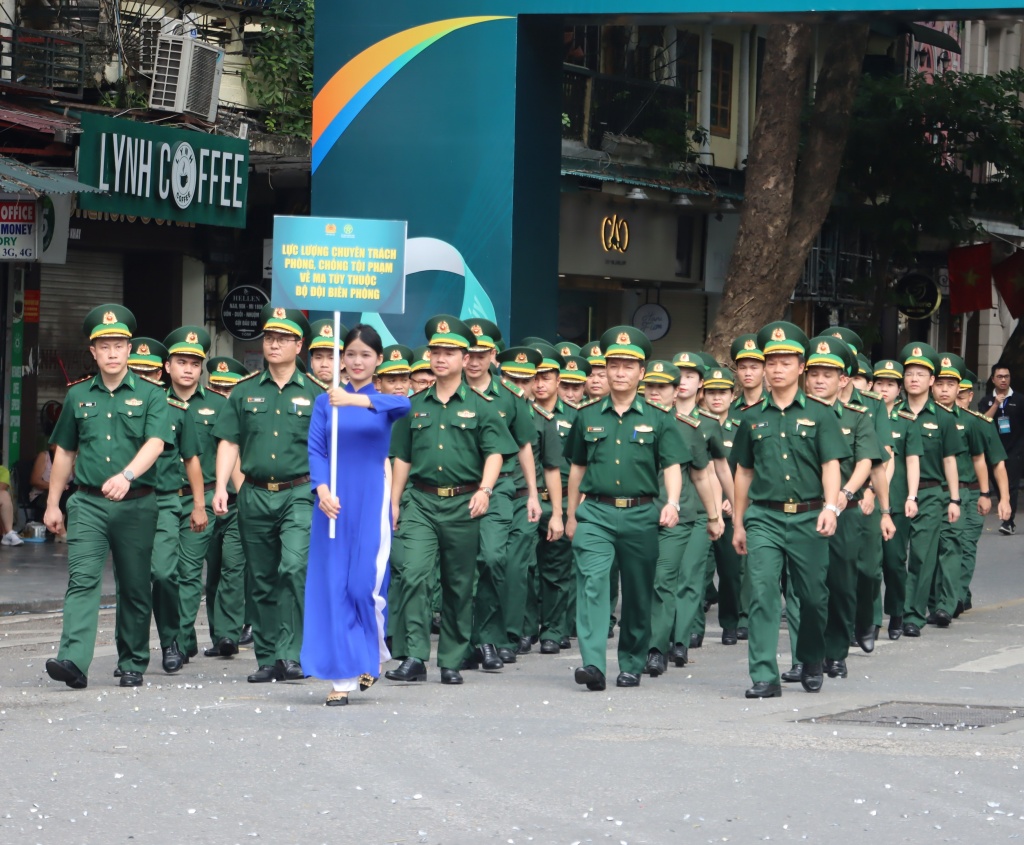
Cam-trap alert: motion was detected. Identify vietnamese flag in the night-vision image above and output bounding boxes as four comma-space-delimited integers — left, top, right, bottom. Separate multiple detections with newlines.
993, 250, 1024, 319
947, 243, 993, 315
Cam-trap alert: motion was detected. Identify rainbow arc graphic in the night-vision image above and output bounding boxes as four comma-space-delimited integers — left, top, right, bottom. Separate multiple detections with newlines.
312, 16, 512, 172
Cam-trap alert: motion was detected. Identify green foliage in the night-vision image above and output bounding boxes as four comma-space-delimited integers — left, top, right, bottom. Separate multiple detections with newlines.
98, 82, 149, 110
838, 68, 1024, 266
243, 0, 314, 139
643, 106, 708, 162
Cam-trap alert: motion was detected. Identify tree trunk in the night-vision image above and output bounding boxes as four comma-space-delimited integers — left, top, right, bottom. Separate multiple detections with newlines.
704, 23, 870, 362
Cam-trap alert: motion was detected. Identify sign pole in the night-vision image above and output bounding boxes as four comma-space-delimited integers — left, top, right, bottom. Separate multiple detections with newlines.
329, 310, 341, 540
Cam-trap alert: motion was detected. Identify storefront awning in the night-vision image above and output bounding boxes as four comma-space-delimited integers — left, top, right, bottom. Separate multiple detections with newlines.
0, 156, 104, 197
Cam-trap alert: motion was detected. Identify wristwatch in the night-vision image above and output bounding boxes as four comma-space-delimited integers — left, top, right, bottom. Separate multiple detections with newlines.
480, 486, 493, 496
707, 514, 720, 522
824, 503, 841, 516
840, 488, 856, 501
979, 491, 992, 498
122, 469, 135, 482
667, 500, 681, 511
906, 495, 918, 502
949, 497, 962, 505
880, 508, 893, 515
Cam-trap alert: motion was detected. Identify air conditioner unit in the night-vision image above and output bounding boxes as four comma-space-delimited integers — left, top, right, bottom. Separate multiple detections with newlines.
137, 18, 189, 78
149, 35, 224, 123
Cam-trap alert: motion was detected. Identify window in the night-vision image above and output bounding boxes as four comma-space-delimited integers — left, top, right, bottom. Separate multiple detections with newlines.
675, 31, 700, 115
710, 40, 733, 137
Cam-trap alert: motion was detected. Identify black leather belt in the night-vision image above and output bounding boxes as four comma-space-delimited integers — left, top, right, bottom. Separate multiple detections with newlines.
178, 481, 217, 497
754, 499, 823, 514
247, 474, 311, 492
76, 484, 154, 501
961, 481, 981, 491
497, 471, 513, 479
918, 480, 944, 489
412, 481, 479, 498
590, 494, 655, 508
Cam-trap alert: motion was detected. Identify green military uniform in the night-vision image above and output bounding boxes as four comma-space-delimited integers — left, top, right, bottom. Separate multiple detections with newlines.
732, 323, 851, 692
388, 317, 518, 675
46, 306, 171, 687
213, 307, 325, 675
900, 344, 963, 633
202, 357, 250, 647
643, 361, 711, 672
567, 329, 691, 686
873, 360, 912, 637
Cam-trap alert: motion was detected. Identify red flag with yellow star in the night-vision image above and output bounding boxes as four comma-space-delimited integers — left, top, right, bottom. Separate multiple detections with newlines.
947, 243, 992, 315
993, 250, 1024, 319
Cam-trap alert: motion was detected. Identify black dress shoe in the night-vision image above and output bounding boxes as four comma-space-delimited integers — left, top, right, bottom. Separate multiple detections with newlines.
781, 664, 803, 683
476, 644, 504, 671
238, 625, 253, 646
934, 609, 952, 628
824, 658, 848, 679
644, 650, 666, 677
689, 633, 704, 649
953, 600, 964, 618
745, 681, 782, 698
855, 626, 876, 654
800, 663, 824, 693
559, 636, 571, 650
113, 667, 123, 678
668, 643, 688, 667
736, 627, 748, 641
45, 658, 87, 690
516, 636, 532, 655
162, 641, 183, 674
964, 598, 973, 611
248, 664, 283, 683
574, 664, 606, 691
497, 647, 517, 664
925, 613, 938, 626
217, 638, 238, 656
385, 657, 426, 682
540, 639, 560, 655
608, 626, 615, 639
430, 615, 441, 635
440, 668, 463, 685
203, 644, 222, 658
276, 659, 305, 680
186, 646, 198, 659
888, 617, 903, 640
119, 671, 144, 687
722, 629, 738, 645
616, 671, 641, 687
902, 622, 921, 637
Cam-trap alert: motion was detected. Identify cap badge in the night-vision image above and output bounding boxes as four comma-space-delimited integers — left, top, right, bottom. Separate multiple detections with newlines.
422, 350, 431, 361
743, 339, 756, 351
471, 324, 483, 336
653, 362, 664, 373
273, 307, 286, 320
137, 343, 150, 356
515, 352, 528, 364
320, 325, 333, 337
678, 353, 690, 363
560, 346, 571, 356
217, 361, 229, 373
942, 357, 952, 368
390, 349, 402, 361
102, 311, 116, 325
772, 327, 786, 341
616, 331, 630, 345
590, 345, 601, 356
186, 331, 198, 344
566, 360, 578, 370
912, 347, 922, 357
437, 320, 450, 334
832, 331, 843, 340
817, 341, 830, 354
713, 370, 723, 379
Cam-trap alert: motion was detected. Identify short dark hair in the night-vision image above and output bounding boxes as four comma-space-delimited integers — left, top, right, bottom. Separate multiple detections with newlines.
992, 362, 1012, 377
343, 324, 384, 357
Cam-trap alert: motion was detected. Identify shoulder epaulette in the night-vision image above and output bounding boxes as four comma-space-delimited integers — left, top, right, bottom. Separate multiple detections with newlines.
167, 396, 189, 411
139, 374, 163, 387
968, 408, 993, 423
500, 379, 524, 398
645, 399, 673, 413
531, 401, 554, 420
676, 412, 700, 427
898, 410, 917, 421
66, 375, 91, 387
739, 402, 758, 412
308, 374, 330, 391
860, 389, 883, 401
236, 370, 261, 385
697, 407, 718, 420
471, 386, 495, 402
576, 397, 599, 409
806, 394, 831, 405
841, 401, 867, 414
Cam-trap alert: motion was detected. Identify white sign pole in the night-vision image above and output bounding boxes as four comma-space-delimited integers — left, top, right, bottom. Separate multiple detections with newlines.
329, 310, 341, 540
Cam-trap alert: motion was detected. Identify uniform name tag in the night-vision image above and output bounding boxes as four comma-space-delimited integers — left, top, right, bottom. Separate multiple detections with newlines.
956, 424, 965, 431
79, 402, 96, 408
124, 398, 143, 407
198, 408, 216, 415
292, 397, 311, 407
923, 422, 939, 430
247, 397, 265, 403
841, 427, 851, 435
457, 410, 476, 418
413, 412, 430, 419
634, 425, 654, 433
892, 432, 901, 439
556, 419, 572, 428
498, 411, 507, 418
723, 440, 733, 448
587, 426, 604, 433
751, 422, 768, 430
796, 419, 814, 427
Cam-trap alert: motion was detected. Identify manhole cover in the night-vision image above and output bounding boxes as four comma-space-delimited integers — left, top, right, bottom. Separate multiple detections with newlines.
801, 702, 1024, 730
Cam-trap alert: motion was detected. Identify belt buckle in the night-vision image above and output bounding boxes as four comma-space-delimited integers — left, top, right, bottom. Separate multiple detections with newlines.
266, 482, 280, 492
783, 502, 798, 514
541, 491, 549, 502
437, 486, 454, 497
614, 497, 629, 508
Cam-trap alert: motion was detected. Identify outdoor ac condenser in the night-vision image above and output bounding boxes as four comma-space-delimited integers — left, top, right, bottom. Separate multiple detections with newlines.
148, 34, 224, 123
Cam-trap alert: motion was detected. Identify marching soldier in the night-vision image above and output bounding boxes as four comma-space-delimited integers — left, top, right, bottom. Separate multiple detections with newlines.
731, 334, 766, 413
584, 340, 609, 400
556, 342, 587, 407
566, 327, 710, 691
44, 305, 172, 689
212, 305, 325, 683
386, 316, 518, 685
731, 322, 850, 698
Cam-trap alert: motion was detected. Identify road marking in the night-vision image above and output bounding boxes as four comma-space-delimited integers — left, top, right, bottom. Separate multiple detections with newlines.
944, 646, 1024, 673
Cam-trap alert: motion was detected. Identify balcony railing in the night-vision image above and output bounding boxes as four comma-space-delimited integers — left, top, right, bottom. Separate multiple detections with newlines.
0, 22, 85, 99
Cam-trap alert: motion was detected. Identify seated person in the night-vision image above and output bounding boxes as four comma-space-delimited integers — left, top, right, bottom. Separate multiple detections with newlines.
29, 445, 73, 524
0, 465, 22, 546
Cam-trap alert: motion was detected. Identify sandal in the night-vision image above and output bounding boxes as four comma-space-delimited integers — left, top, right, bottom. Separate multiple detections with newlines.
325, 690, 349, 707
358, 674, 377, 692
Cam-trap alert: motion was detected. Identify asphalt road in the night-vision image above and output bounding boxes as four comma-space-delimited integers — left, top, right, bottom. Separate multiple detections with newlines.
2, 518, 1023, 845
